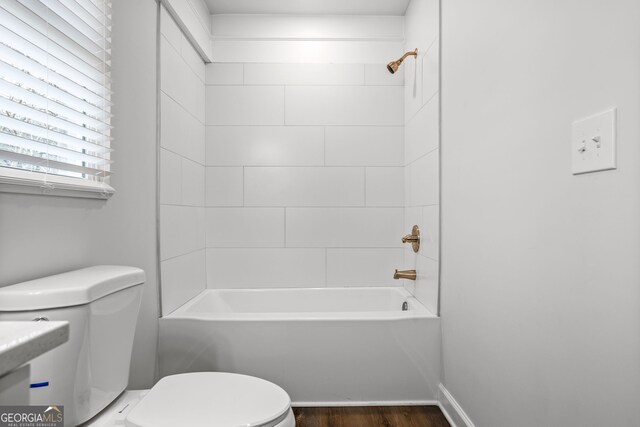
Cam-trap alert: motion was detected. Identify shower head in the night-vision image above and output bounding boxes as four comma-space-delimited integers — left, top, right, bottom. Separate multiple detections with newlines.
386, 48, 418, 74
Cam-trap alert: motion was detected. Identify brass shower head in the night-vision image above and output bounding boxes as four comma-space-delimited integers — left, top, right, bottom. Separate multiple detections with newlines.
387, 48, 418, 74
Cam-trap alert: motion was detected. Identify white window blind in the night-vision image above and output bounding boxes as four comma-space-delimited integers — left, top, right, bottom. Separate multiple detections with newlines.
0, 0, 114, 198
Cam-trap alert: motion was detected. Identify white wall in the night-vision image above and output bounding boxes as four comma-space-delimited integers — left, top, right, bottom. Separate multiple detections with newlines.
204, 61, 406, 289
401, 0, 440, 314
159, 5, 207, 315
440, 0, 640, 425
0, 0, 160, 389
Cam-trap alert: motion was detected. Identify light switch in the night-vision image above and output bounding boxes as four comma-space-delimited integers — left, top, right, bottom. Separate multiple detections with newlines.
572, 108, 617, 174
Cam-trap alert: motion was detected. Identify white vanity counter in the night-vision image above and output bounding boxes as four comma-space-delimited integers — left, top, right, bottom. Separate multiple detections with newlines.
0, 321, 69, 377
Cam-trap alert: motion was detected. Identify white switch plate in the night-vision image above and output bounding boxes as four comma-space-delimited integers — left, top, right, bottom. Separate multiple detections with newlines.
572, 108, 617, 174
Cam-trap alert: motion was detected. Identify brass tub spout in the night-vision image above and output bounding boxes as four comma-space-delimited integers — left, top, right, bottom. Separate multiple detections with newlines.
393, 269, 416, 280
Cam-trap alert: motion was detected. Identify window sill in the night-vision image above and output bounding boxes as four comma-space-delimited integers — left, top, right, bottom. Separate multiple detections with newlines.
0, 169, 115, 199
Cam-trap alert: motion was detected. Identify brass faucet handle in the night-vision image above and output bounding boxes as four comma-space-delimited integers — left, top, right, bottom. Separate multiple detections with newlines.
402, 234, 419, 243
401, 225, 420, 253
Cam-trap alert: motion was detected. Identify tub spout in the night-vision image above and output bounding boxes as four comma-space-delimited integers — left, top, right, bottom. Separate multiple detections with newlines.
393, 269, 416, 280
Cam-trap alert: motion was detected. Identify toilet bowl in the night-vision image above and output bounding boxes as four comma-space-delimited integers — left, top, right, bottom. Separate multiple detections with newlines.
0, 266, 295, 427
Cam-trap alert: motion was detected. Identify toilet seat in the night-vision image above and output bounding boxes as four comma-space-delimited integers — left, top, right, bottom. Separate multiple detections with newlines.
125, 373, 292, 427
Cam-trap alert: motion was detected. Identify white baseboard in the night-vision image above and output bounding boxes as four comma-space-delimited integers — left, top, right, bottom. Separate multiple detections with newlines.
438, 384, 475, 427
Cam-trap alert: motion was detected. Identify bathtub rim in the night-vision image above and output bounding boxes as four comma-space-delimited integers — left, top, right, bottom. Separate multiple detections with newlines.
163, 286, 437, 322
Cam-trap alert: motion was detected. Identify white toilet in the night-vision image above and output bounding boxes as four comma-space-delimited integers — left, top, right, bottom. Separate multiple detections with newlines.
0, 266, 295, 427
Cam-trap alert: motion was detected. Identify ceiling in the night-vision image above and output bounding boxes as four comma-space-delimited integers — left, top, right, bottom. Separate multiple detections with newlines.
203, 0, 412, 16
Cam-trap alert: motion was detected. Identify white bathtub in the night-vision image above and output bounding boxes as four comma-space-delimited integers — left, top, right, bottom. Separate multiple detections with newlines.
159, 287, 441, 406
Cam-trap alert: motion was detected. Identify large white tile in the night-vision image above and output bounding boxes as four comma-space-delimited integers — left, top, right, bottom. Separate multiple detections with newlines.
160, 205, 183, 260
161, 250, 206, 315
325, 127, 404, 166
160, 36, 183, 100
413, 254, 439, 315
286, 208, 403, 247
160, 6, 181, 51
206, 208, 285, 247
244, 63, 364, 85
366, 167, 404, 207
160, 205, 204, 260
403, 207, 422, 239
206, 126, 324, 166
206, 248, 326, 288
405, 94, 439, 164
212, 40, 402, 64
205, 167, 243, 206
160, 148, 181, 205
206, 86, 285, 125
327, 249, 404, 286
402, 272, 416, 297
161, 37, 205, 123
422, 38, 439, 107
184, 68, 206, 124
195, 80, 206, 124
285, 86, 403, 126
181, 34, 206, 83
364, 64, 404, 86
404, 0, 439, 56
244, 167, 365, 207
206, 63, 243, 85
197, 207, 206, 249
422, 205, 439, 261
404, 48, 423, 124
161, 93, 205, 163
181, 158, 205, 206
405, 149, 439, 207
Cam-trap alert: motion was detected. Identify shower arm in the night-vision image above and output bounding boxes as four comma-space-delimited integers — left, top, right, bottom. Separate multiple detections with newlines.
398, 49, 418, 62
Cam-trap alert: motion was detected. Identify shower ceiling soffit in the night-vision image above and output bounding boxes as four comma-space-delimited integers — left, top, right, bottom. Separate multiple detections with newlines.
203, 0, 412, 16
210, 14, 405, 42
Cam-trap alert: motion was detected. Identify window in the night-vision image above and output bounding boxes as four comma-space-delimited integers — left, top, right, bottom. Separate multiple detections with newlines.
0, 0, 113, 198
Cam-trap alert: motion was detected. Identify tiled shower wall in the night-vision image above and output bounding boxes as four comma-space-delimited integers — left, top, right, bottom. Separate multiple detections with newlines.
204, 63, 406, 289
159, 6, 206, 314
158, 5, 441, 315
402, 0, 440, 314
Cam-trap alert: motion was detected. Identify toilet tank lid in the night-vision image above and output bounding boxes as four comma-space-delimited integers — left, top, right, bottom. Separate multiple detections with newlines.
0, 266, 145, 311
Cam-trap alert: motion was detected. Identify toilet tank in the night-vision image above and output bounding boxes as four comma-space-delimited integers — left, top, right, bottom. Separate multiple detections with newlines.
0, 266, 145, 427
